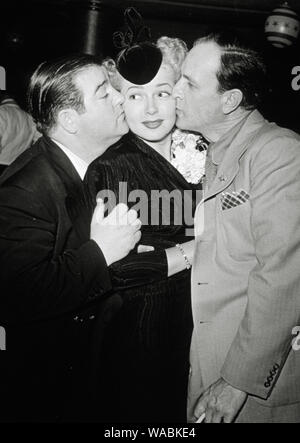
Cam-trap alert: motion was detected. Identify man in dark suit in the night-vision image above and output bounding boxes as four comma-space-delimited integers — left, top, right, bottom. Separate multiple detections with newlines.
0, 55, 141, 422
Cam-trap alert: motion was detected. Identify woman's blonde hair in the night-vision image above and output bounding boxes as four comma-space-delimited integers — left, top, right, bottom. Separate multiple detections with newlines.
156, 36, 188, 81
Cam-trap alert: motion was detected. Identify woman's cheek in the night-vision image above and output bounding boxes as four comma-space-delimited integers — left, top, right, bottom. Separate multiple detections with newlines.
162, 99, 176, 120
124, 105, 143, 133
124, 103, 140, 125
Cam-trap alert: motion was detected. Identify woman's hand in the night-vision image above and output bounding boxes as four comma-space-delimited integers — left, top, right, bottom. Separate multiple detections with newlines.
166, 239, 195, 277
180, 240, 195, 266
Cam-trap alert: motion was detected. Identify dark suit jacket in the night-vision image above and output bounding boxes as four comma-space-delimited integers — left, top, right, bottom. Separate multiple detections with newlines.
0, 136, 121, 422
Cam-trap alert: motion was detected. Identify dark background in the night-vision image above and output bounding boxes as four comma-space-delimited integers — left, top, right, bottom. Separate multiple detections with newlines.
1, 0, 299, 132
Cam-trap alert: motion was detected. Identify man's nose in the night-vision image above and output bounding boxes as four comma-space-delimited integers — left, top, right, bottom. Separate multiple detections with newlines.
113, 88, 125, 106
173, 79, 184, 100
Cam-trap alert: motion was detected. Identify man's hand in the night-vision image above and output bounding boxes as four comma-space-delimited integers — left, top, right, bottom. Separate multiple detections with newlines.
90, 199, 142, 266
194, 378, 247, 423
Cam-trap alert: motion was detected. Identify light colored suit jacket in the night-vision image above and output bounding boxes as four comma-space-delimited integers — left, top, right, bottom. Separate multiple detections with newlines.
188, 110, 300, 423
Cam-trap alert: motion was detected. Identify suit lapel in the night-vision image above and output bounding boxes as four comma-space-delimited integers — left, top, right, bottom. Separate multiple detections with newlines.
42, 137, 91, 244
203, 110, 267, 201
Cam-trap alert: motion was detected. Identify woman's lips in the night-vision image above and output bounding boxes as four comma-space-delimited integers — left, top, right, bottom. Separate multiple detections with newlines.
142, 120, 163, 129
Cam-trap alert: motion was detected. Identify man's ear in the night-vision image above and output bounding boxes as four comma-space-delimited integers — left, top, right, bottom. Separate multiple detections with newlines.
56, 109, 78, 134
222, 89, 243, 115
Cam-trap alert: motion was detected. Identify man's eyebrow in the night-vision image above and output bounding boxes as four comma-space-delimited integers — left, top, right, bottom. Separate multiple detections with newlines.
94, 79, 107, 94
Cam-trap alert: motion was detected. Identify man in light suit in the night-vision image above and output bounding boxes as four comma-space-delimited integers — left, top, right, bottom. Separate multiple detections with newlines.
0, 55, 141, 421
174, 33, 300, 423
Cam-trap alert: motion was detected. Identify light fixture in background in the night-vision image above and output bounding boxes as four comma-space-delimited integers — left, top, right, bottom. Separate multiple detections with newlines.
82, 0, 103, 55
6, 31, 25, 50
265, 1, 300, 48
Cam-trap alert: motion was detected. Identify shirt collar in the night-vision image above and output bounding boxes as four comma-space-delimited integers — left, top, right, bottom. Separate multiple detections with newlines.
210, 112, 252, 166
51, 139, 89, 180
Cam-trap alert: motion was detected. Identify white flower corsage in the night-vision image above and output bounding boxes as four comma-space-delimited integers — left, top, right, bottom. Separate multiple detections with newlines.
171, 129, 208, 184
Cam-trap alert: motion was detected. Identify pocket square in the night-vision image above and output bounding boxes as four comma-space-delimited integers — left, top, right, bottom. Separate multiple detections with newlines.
221, 189, 250, 210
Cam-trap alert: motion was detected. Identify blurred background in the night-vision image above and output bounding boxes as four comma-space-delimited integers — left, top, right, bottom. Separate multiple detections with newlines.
1, 0, 299, 132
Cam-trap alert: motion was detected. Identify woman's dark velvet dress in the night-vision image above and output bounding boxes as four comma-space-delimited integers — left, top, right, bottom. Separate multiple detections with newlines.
86, 132, 203, 422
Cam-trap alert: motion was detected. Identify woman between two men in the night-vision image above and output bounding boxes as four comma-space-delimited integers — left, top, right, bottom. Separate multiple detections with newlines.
85, 33, 208, 422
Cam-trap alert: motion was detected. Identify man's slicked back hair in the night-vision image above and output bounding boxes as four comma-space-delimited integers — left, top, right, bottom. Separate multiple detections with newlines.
28, 53, 103, 134
194, 33, 267, 110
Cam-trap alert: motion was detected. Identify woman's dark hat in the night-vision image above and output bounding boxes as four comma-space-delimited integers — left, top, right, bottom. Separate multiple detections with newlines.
113, 7, 162, 85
